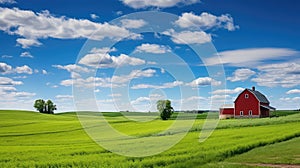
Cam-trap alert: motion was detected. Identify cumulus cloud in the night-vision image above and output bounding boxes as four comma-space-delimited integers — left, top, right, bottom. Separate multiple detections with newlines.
187, 77, 221, 87
0, 77, 23, 85
205, 48, 299, 66
15, 65, 33, 74
111, 69, 156, 83
120, 0, 199, 9
212, 87, 244, 95
163, 29, 211, 44
1, 55, 13, 58
17, 38, 41, 49
0, 7, 139, 48
116, 11, 123, 15
0, 62, 13, 74
120, 19, 147, 29
20, 51, 34, 58
0, 77, 36, 104
175, 12, 238, 31
42, 69, 47, 75
134, 43, 171, 54
0, 62, 33, 74
61, 69, 156, 88
210, 94, 231, 100
79, 51, 146, 68
53, 64, 90, 73
78, 47, 145, 69
55, 95, 73, 99
227, 68, 256, 82
131, 80, 183, 89
90, 13, 99, 19
286, 89, 300, 94
0, 0, 16, 4
252, 62, 300, 88
53, 64, 91, 78
130, 96, 150, 105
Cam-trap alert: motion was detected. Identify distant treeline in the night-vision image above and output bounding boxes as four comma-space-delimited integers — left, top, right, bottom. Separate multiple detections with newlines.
175, 110, 214, 113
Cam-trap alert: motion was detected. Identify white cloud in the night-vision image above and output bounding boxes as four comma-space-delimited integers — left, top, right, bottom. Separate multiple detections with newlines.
227, 68, 256, 82
187, 77, 221, 87
116, 11, 123, 15
14, 92, 36, 97
56, 95, 73, 99
79, 53, 146, 68
79, 47, 145, 69
134, 43, 171, 54
210, 94, 231, 100
17, 38, 41, 49
0, 77, 35, 103
0, 85, 36, 110
0, 0, 16, 4
0, 7, 139, 48
0, 77, 23, 85
1, 55, 13, 58
111, 69, 156, 83
42, 69, 47, 75
0, 86, 16, 92
53, 64, 90, 73
205, 48, 298, 66
109, 93, 122, 97
120, 0, 199, 9
212, 87, 244, 95
90, 13, 99, 19
53, 64, 91, 79
175, 12, 238, 31
120, 19, 147, 29
61, 69, 156, 88
15, 65, 33, 74
20, 51, 34, 58
163, 29, 211, 44
90, 47, 117, 54
130, 96, 150, 105
13, 75, 27, 79
286, 89, 300, 94
131, 81, 183, 89
0, 62, 34, 74
252, 62, 300, 88
0, 62, 13, 74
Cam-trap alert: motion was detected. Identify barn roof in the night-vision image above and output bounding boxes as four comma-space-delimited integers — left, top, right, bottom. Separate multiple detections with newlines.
260, 104, 276, 110
247, 89, 270, 104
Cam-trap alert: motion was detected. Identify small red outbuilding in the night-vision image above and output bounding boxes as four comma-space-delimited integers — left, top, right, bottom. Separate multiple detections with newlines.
219, 87, 275, 119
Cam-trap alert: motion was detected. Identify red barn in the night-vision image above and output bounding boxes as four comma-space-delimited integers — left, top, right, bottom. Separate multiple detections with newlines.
219, 87, 275, 119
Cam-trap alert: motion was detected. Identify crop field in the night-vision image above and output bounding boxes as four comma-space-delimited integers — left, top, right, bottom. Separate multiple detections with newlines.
0, 110, 300, 167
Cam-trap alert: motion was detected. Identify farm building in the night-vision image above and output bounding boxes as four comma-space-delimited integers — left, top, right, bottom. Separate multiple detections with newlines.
219, 87, 276, 119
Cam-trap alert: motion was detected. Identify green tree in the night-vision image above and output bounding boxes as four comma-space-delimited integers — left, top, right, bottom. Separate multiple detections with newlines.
34, 99, 57, 114
45, 100, 57, 114
157, 100, 174, 120
34, 99, 45, 113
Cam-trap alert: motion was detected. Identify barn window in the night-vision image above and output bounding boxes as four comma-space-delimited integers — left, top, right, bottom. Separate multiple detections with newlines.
240, 111, 243, 116
245, 94, 249, 98
249, 110, 252, 116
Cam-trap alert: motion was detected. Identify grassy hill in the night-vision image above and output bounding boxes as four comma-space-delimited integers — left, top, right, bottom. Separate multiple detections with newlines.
0, 110, 299, 167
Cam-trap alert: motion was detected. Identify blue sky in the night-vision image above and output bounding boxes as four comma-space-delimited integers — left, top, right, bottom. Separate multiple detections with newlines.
0, 0, 300, 112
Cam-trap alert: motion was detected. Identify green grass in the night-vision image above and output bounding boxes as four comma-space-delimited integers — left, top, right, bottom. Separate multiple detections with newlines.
225, 137, 300, 165
0, 110, 300, 167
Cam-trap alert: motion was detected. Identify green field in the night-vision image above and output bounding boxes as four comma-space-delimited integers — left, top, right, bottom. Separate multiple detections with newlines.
0, 110, 300, 167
